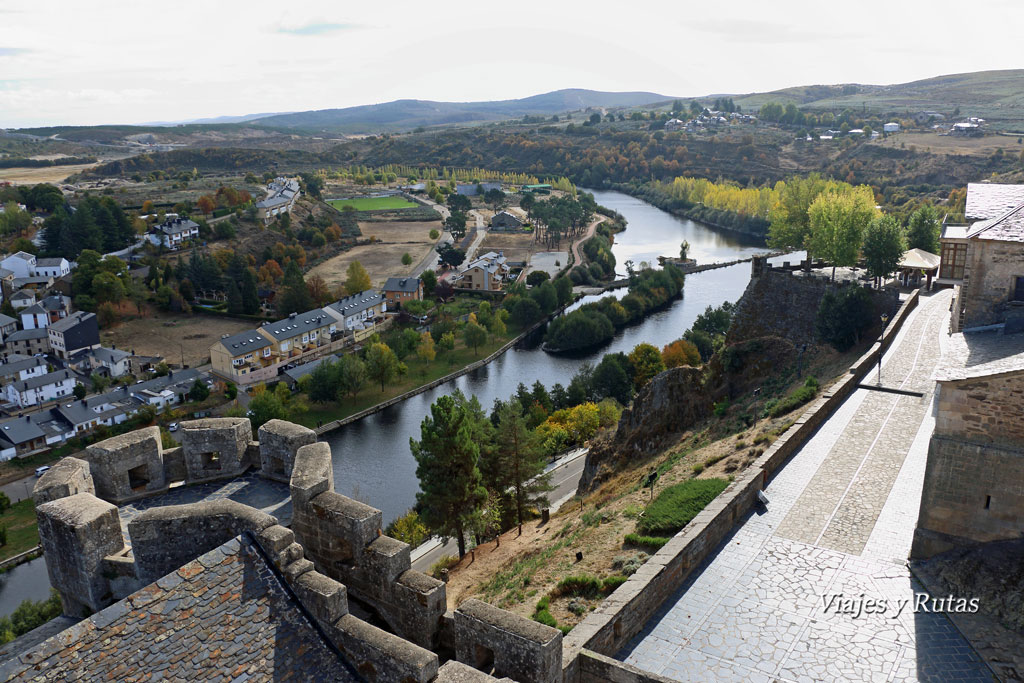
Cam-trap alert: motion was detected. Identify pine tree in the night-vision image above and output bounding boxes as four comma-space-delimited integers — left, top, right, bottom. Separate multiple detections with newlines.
411, 394, 487, 557
241, 268, 260, 314
491, 400, 551, 533
276, 260, 313, 315
226, 280, 243, 314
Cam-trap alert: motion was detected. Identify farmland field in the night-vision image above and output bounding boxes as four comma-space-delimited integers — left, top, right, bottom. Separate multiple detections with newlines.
328, 196, 418, 211
307, 220, 441, 290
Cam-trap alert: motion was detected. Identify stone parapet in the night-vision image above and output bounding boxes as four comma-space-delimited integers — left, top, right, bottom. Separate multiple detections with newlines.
179, 417, 251, 482
455, 599, 562, 683
258, 419, 316, 482
82, 426, 166, 504
32, 457, 94, 505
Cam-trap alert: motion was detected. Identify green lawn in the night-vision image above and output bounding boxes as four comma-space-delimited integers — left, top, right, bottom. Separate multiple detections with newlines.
328, 196, 418, 211
0, 499, 40, 562
292, 332, 517, 428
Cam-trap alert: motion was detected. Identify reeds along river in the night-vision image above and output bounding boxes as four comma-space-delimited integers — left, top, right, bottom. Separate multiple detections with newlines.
322, 189, 773, 524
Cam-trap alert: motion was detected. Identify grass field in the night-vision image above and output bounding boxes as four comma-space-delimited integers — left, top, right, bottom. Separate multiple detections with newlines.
329, 196, 418, 211
307, 220, 440, 289
0, 499, 40, 562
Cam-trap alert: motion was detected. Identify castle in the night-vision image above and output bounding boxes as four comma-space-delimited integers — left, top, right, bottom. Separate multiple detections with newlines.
16, 418, 567, 682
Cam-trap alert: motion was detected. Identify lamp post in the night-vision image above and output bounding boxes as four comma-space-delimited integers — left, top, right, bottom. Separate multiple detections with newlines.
877, 313, 890, 386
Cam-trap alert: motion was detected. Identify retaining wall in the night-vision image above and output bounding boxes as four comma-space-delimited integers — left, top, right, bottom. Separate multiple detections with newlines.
561, 289, 920, 680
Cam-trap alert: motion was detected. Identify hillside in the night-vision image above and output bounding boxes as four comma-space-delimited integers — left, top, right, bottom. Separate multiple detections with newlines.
249, 89, 670, 133
729, 69, 1024, 127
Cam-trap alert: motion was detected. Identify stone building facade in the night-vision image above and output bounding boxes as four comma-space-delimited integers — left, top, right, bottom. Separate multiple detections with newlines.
912, 330, 1024, 559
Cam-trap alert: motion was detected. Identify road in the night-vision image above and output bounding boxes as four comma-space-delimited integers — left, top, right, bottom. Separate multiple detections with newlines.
1, 475, 38, 505
569, 216, 605, 267
410, 447, 589, 573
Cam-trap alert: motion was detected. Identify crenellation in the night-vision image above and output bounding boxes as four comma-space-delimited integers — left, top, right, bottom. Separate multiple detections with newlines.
32, 456, 94, 505
82, 426, 166, 503
258, 418, 317, 481
179, 417, 252, 482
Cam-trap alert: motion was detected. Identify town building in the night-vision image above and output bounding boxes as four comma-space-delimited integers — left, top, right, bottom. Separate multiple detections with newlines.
70, 346, 133, 378
147, 217, 200, 249
457, 251, 509, 291
2, 327, 49, 358
8, 289, 35, 310
210, 329, 277, 385
33, 257, 71, 278
255, 177, 300, 225
883, 122, 900, 133
0, 251, 36, 278
5, 369, 77, 408
0, 314, 17, 343
382, 277, 423, 307
0, 415, 48, 458
19, 294, 71, 330
47, 311, 101, 359
257, 309, 337, 361
325, 290, 386, 340
0, 354, 47, 387
489, 210, 524, 232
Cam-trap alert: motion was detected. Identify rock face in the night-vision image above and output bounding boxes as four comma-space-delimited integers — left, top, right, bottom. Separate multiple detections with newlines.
578, 335, 797, 493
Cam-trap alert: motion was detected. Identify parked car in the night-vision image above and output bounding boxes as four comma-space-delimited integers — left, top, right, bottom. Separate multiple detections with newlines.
35, 466, 50, 477
168, 423, 179, 432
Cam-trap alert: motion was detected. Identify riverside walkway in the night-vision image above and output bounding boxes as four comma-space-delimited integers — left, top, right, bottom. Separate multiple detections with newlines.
618, 289, 994, 682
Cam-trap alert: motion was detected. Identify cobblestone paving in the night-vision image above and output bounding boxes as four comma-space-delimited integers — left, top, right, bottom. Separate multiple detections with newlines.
620, 291, 995, 682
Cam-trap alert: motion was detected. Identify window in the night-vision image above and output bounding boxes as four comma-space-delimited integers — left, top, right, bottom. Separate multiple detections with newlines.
1014, 277, 1024, 302
263, 347, 271, 357
310, 330, 317, 340
939, 243, 967, 280
302, 334, 309, 344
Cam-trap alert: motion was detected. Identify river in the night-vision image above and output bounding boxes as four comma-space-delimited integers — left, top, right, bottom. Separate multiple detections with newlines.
322, 189, 769, 524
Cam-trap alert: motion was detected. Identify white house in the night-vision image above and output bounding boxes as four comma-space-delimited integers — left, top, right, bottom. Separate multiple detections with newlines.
325, 291, 387, 330
883, 122, 900, 133
0, 252, 36, 279
147, 217, 200, 249
34, 257, 71, 278
90, 347, 133, 377
0, 355, 47, 386
5, 369, 77, 408
8, 290, 35, 310
20, 295, 71, 330
255, 178, 300, 225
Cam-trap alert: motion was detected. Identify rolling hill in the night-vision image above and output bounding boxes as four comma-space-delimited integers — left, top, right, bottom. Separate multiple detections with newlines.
250, 89, 671, 133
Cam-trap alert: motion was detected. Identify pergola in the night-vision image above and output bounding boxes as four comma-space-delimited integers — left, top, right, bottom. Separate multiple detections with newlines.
898, 248, 940, 289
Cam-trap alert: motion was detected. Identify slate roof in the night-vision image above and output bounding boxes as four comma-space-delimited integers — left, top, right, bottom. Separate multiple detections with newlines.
9, 369, 74, 392
0, 534, 358, 682
218, 329, 272, 355
154, 217, 199, 235
92, 347, 132, 365
0, 416, 45, 447
965, 183, 1024, 221
34, 257, 67, 268
0, 315, 15, 328
0, 356, 45, 379
383, 277, 421, 293
9, 290, 34, 302
48, 311, 95, 333
966, 203, 1024, 242
327, 291, 383, 319
259, 309, 334, 341
4, 328, 47, 342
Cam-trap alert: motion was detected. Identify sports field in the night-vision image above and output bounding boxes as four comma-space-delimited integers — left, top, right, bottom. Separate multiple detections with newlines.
329, 196, 418, 211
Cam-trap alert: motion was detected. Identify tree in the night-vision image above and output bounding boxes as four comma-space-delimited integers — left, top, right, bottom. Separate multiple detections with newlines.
344, 260, 372, 295
306, 274, 332, 306
526, 271, 550, 287
92, 272, 126, 304
463, 321, 487, 355
276, 260, 313, 315
553, 276, 573, 307
411, 394, 488, 557
807, 187, 878, 280
767, 174, 833, 251
662, 339, 701, 368
862, 215, 907, 285
491, 400, 551, 533
445, 211, 467, 240
307, 359, 339, 403
421, 269, 437, 295
248, 386, 290, 432
416, 331, 436, 367
336, 354, 367, 400
365, 342, 402, 391
591, 354, 633, 405
401, 253, 413, 266
429, 229, 440, 240
437, 244, 465, 268
906, 205, 940, 253
73, 383, 87, 400
628, 343, 665, 390
189, 378, 210, 402
437, 331, 455, 365
96, 302, 119, 328
446, 193, 472, 212
226, 280, 243, 314
816, 286, 875, 351
196, 195, 215, 217
483, 188, 506, 211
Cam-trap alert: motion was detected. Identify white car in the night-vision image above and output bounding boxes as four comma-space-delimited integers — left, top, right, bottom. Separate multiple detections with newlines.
168, 423, 179, 432
35, 466, 50, 477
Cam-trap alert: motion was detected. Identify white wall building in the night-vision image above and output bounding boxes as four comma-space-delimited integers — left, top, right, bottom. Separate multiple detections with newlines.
5, 369, 77, 408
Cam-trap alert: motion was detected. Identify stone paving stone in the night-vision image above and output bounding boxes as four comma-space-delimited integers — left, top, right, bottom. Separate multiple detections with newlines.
619, 292, 995, 682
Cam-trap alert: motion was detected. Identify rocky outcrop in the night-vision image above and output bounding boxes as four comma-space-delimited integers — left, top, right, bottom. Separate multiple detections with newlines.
578, 335, 799, 493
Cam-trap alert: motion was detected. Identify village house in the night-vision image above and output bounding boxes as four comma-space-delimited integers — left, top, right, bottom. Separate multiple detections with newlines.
69, 346, 133, 378
33, 256, 71, 278
147, 217, 200, 249
0, 251, 36, 278
382, 277, 423, 308
455, 182, 500, 196
0, 416, 48, 459
47, 311, 101, 359
5, 368, 77, 408
258, 309, 337, 360
457, 251, 509, 291
210, 329, 277, 385
0, 314, 17, 343
3, 327, 49, 358
0, 354, 47, 387
939, 183, 1024, 332
8, 289, 35, 310
19, 294, 71, 330
255, 177, 300, 225
664, 118, 685, 131
489, 210, 524, 232
325, 290, 386, 341
883, 122, 900, 133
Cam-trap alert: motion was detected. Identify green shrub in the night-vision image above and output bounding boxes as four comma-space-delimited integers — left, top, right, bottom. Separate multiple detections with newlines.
602, 575, 628, 592
816, 286, 875, 350
429, 554, 459, 579
767, 376, 820, 418
691, 463, 704, 475
624, 533, 670, 550
637, 479, 729, 536
713, 400, 729, 417
384, 509, 429, 548
554, 574, 603, 598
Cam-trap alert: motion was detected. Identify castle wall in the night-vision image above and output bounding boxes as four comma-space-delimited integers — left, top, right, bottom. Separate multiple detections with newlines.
82, 426, 166, 503
179, 417, 252, 482
32, 457, 94, 505
258, 419, 317, 482
959, 239, 1024, 330
454, 599, 561, 683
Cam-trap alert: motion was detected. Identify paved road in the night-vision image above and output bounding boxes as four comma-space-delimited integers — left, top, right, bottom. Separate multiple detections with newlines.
411, 448, 589, 572
619, 290, 993, 682
462, 211, 488, 263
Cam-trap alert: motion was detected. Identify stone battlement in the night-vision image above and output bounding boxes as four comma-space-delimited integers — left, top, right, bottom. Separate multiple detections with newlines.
32, 418, 564, 682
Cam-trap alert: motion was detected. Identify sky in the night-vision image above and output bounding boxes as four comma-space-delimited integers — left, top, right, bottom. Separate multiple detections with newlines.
1, 0, 1023, 128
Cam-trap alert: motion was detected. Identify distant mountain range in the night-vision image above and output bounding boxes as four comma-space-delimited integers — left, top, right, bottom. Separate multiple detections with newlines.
247, 89, 672, 134
145, 112, 293, 126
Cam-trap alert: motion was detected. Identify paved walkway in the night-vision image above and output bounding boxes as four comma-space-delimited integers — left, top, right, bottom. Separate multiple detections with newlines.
619, 290, 995, 682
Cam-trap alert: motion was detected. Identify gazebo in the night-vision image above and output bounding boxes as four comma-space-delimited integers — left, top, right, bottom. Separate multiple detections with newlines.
898, 248, 940, 289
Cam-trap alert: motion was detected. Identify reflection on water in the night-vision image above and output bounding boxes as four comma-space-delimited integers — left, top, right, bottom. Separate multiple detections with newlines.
325, 189, 764, 524
0, 556, 51, 618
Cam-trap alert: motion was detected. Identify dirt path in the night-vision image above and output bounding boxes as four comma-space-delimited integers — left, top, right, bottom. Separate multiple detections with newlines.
570, 216, 605, 266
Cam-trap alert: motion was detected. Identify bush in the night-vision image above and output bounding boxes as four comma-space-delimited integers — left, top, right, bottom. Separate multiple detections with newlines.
637, 479, 729, 536
384, 509, 429, 548
624, 533, 670, 550
713, 400, 729, 417
816, 286, 875, 351
526, 270, 550, 287
429, 554, 459, 579
532, 596, 558, 627
766, 376, 820, 417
